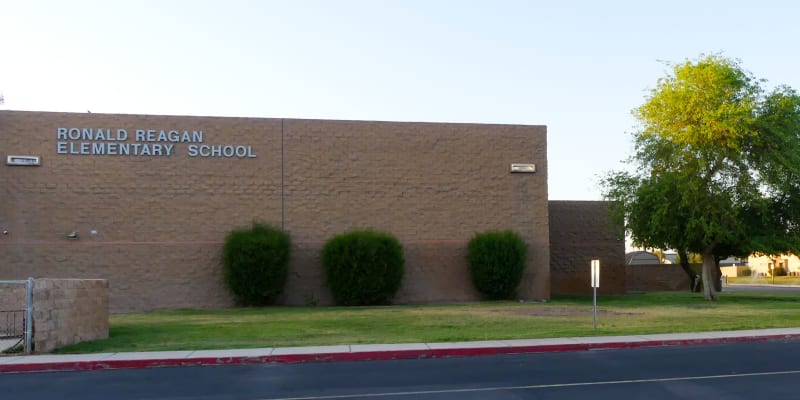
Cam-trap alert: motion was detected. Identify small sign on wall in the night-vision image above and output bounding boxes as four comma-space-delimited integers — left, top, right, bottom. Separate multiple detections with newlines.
6, 155, 41, 166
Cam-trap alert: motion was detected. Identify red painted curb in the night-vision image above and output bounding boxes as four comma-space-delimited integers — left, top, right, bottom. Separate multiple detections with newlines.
2, 333, 799, 374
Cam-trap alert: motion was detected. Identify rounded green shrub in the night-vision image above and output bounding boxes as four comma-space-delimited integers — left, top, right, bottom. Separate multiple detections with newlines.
322, 230, 404, 306
222, 222, 290, 306
467, 230, 528, 300
773, 265, 788, 277
739, 267, 752, 277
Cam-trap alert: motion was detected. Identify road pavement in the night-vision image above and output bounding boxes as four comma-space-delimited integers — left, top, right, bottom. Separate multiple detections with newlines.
2, 327, 800, 374
3, 337, 800, 399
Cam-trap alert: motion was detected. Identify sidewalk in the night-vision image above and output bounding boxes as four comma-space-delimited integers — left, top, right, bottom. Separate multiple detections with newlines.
2, 327, 800, 374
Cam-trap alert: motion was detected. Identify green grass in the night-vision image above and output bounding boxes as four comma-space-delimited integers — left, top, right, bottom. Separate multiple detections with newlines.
54, 291, 800, 354
727, 276, 800, 285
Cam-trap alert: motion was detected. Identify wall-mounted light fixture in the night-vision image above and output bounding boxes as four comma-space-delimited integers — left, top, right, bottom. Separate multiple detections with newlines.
66, 231, 79, 239
510, 163, 536, 173
7, 155, 41, 166
2, 230, 8, 235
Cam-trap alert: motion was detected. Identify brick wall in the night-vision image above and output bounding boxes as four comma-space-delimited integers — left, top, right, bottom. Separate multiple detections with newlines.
626, 264, 691, 292
549, 201, 626, 295
0, 111, 549, 311
282, 120, 550, 304
32, 279, 109, 353
0, 283, 26, 310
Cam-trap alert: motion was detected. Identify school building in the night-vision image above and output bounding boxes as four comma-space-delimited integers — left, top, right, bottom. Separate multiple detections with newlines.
0, 110, 624, 311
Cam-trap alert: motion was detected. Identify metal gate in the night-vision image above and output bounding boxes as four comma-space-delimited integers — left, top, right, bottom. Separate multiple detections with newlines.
0, 278, 33, 354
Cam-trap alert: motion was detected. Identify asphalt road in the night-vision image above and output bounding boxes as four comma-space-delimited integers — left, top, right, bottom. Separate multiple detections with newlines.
4, 339, 800, 400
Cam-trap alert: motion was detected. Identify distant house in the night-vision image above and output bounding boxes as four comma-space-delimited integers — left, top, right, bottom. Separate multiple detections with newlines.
718, 256, 747, 267
747, 254, 800, 277
625, 251, 660, 265
719, 256, 749, 278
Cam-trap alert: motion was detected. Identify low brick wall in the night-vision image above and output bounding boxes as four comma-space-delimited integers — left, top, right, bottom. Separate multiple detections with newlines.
626, 264, 691, 292
32, 279, 109, 353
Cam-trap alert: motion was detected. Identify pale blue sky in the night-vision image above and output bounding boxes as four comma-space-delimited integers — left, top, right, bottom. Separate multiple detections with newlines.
2, 1, 798, 200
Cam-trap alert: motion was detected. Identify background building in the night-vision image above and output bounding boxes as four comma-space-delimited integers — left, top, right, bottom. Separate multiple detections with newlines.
746, 254, 800, 277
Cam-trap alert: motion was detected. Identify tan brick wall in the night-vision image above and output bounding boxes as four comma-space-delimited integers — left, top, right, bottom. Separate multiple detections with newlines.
31, 279, 108, 353
549, 201, 626, 295
3, 244, 230, 311
626, 264, 692, 292
0, 283, 26, 310
0, 111, 549, 310
282, 120, 550, 303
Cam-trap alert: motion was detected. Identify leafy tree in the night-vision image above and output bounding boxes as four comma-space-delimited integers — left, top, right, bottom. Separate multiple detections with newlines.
603, 54, 800, 300
675, 252, 703, 265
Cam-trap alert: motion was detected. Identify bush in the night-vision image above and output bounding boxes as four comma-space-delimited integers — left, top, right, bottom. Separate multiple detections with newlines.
322, 230, 404, 306
739, 267, 752, 277
222, 222, 290, 306
772, 266, 788, 277
467, 230, 528, 300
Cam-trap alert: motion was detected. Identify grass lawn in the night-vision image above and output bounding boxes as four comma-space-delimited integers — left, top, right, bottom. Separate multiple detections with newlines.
727, 276, 800, 285
54, 291, 800, 354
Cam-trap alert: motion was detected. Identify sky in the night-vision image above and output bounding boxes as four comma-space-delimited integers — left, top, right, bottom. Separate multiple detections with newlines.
2, 0, 799, 200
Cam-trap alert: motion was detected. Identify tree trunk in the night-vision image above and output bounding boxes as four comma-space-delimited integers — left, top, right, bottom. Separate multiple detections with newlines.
677, 249, 697, 292
714, 259, 722, 292
701, 246, 718, 300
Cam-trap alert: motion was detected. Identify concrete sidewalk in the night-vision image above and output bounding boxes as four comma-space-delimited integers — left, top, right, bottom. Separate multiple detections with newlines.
2, 327, 800, 374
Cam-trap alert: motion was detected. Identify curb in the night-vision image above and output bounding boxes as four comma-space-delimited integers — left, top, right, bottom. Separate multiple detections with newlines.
3, 333, 800, 374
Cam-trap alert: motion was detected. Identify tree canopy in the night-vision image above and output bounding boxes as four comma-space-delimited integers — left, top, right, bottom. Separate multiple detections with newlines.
602, 54, 800, 300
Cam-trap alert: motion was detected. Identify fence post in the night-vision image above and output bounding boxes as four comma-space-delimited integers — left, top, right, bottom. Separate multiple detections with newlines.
25, 277, 33, 354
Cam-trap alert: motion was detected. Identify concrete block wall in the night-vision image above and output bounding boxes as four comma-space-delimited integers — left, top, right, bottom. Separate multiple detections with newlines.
626, 264, 691, 292
0, 284, 26, 310
32, 279, 109, 353
548, 201, 626, 295
0, 111, 549, 311
281, 120, 550, 304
